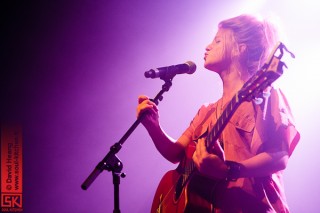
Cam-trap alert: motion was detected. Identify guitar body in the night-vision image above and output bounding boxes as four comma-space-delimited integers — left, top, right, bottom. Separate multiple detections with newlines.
151, 169, 186, 213
151, 169, 218, 213
151, 141, 224, 213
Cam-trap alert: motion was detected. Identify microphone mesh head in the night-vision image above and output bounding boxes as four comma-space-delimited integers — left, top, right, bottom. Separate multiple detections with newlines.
185, 61, 197, 74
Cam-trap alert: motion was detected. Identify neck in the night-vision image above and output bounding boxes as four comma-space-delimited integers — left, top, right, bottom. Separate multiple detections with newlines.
220, 65, 248, 101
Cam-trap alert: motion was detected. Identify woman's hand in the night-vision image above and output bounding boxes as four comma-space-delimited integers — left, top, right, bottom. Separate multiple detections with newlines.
136, 95, 159, 127
137, 95, 184, 163
192, 138, 228, 180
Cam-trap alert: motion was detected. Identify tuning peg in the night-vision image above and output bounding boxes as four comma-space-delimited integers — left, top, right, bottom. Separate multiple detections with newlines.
263, 90, 271, 98
253, 97, 263, 105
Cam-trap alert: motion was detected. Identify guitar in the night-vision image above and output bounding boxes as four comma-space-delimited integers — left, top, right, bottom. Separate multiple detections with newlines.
150, 42, 295, 213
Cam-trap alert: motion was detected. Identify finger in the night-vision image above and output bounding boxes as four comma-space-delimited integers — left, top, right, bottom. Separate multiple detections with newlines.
136, 100, 159, 119
198, 138, 208, 157
192, 151, 199, 168
142, 100, 159, 113
200, 139, 208, 155
136, 103, 153, 118
195, 140, 201, 157
146, 99, 158, 112
138, 95, 149, 104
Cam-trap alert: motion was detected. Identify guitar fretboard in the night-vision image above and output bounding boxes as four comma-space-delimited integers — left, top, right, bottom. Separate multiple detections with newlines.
206, 95, 242, 148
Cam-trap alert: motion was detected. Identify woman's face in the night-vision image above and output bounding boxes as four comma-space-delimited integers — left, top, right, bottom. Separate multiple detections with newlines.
204, 28, 233, 73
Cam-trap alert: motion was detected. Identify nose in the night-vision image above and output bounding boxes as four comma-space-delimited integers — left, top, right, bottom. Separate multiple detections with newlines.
205, 43, 212, 51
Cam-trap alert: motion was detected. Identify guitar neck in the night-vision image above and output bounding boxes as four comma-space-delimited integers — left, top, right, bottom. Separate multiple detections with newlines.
206, 94, 242, 148
206, 52, 285, 148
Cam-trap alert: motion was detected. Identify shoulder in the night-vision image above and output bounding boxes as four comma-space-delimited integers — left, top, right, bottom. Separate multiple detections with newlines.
188, 102, 217, 126
196, 102, 216, 117
267, 86, 297, 127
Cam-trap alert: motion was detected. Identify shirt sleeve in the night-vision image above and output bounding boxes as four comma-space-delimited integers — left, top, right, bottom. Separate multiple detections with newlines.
177, 103, 214, 146
270, 88, 300, 156
252, 87, 300, 156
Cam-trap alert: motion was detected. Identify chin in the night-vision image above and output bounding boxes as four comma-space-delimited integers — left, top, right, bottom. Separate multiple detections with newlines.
204, 62, 210, 69
205, 61, 224, 74
204, 63, 215, 72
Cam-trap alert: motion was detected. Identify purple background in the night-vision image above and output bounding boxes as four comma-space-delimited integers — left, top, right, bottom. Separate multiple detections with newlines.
2, 0, 319, 212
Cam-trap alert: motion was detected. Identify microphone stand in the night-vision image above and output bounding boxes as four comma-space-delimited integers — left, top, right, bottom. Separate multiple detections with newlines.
81, 76, 174, 213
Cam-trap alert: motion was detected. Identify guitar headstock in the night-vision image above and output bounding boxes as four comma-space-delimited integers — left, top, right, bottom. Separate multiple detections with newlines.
237, 42, 295, 103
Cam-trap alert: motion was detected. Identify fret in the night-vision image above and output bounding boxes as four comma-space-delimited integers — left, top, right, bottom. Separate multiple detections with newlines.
206, 94, 241, 149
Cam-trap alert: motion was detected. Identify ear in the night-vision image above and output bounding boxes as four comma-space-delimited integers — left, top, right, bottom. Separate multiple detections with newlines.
238, 43, 247, 54
232, 43, 247, 57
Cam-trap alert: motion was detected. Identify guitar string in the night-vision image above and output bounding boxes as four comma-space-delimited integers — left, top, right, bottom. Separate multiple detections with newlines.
214, 97, 224, 146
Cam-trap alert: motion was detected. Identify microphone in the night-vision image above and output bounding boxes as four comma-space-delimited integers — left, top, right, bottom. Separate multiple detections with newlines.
144, 61, 196, 79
